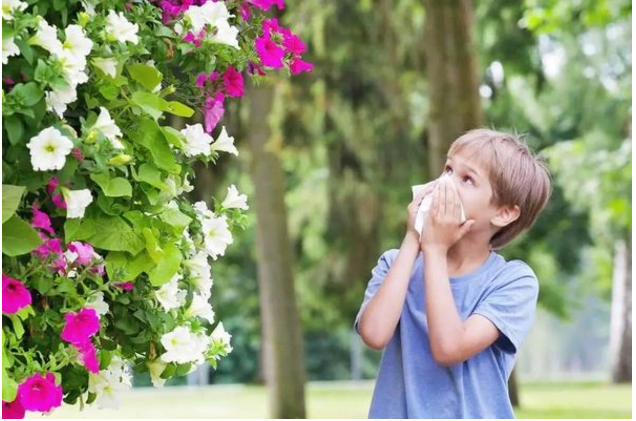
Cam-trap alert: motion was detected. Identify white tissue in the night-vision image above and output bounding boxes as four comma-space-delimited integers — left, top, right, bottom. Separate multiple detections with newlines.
411, 176, 466, 235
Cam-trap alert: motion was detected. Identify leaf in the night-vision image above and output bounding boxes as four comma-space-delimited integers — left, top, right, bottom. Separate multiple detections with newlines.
2, 365, 18, 402
136, 164, 169, 191
148, 243, 182, 286
2, 185, 25, 223
160, 207, 192, 232
127, 63, 163, 91
8, 315, 24, 339
9, 82, 44, 107
131, 91, 163, 120
3, 115, 24, 145
68, 216, 144, 254
161, 126, 184, 148
106, 250, 154, 281
2, 216, 43, 256
163, 101, 194, 117
142, 228, 164, 262
90, 173, 133, 197
128, 119, 176, 171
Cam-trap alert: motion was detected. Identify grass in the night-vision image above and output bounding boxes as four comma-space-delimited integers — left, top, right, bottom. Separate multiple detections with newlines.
27, 380, 631, 419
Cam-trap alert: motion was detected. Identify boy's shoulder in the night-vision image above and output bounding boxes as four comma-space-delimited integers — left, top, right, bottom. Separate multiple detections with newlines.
488, 255, 539, 291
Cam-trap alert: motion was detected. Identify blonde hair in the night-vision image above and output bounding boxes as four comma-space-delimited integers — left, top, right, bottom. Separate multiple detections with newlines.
448, 129, 552, 250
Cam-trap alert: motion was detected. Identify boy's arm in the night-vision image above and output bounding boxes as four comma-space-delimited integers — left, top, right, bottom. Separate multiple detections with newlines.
422, 248, 500, 366
358, 233, 420, 350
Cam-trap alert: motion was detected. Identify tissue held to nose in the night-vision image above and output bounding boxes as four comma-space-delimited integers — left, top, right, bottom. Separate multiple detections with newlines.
411, 175, 466, 235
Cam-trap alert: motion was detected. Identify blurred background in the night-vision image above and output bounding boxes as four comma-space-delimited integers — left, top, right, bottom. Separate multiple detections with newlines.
31, 0, 632, 418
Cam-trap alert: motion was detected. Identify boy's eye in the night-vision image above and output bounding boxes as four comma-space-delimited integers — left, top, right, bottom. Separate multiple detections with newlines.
444, 165, 474, 185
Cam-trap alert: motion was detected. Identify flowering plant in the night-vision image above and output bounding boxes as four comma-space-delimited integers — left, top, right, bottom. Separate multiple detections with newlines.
2, 0, 311, 417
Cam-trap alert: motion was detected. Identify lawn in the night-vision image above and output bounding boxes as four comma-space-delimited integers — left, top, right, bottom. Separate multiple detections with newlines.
27, 380, 631, 419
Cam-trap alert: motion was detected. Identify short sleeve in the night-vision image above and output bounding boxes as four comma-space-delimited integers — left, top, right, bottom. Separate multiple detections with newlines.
471, 262, 540, 354
353, 249, 398, 334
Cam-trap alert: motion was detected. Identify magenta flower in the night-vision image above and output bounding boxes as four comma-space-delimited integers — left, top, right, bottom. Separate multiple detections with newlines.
114, 282, 134, 291
2, 397, 25, 419
249, 0, 285, 11
2, 274, 32, 314
47, 178, 66, 209
60, 308, 100, 346
67, 241, 97, 266
71, 148, 84, 163
33, 237, 63, 261
91, 264, 105, 276
203, 93, 225, 133
289, 57, 314, 75
248, 61, 266, 76
223, 66, 244, 98
255, 35, 285, 68
195, 72, 208, 88
31, 206, 54, 236
283, 31, 306, 55
73, 341, 100, 374
17, 373, 63, 413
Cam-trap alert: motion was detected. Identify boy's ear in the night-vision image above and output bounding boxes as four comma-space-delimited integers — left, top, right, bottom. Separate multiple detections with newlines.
491, 204, 521, 228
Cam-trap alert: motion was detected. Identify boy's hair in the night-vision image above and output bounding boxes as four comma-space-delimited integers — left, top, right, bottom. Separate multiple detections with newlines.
448, 129, 552, 250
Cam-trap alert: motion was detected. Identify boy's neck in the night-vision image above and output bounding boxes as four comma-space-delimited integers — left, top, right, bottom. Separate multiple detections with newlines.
446, 238, 492, 278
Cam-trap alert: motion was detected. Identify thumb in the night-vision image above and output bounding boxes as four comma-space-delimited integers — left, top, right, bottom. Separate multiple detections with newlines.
459, 219, 475, 237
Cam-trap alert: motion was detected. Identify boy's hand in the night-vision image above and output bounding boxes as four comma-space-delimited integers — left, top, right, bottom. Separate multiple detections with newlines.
406, 180, 438, 242
420, 176, 475, 253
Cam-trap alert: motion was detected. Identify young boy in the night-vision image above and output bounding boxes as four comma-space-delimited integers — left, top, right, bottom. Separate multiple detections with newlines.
355, 129, 552, 419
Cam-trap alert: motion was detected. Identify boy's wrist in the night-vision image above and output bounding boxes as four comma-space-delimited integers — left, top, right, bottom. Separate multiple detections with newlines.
421, 244, 448, 258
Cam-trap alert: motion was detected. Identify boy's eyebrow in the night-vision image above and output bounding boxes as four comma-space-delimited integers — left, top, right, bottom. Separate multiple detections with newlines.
445, 156, 482, 179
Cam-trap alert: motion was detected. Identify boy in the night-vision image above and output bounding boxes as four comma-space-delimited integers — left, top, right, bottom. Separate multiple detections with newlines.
355, 129, 552, 419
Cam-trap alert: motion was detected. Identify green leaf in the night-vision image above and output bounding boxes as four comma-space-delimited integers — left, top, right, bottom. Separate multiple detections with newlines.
90, 172, 133, 197
9, 82, 44, 107
3, 115, 24, 145
160, 206, 192, 232
64, 218, 82, 242
128, 119, 176, 171
131, 91, 163, 120
68, 216, 144, 254
148, 243, 182, 286
2, 216, 43, 256
163, 101, 194, 117
2, 366, 18, 402
2, 185, 25, 223
142, 227, 164, 262
136, 164, 169, 191
8, 315, 24, 339
14, 37, 33, 64
161, 126, 184, 149
127, 63, 163, 91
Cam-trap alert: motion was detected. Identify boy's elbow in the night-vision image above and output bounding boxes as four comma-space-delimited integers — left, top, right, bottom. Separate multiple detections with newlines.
358, 321, 389, 350
431, 345, 464, 367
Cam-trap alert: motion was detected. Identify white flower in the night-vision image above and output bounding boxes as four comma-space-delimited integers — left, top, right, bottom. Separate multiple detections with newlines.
29, 18, 63, 56
222, 184, 248, 210
2, 0, 27, 21
91, 107, 124, 148
184, 1, 231, 34
160, 326, 201, 364
64, 250, 78, 264
82, 0, 98, 16
62, 24, 93, 61
85, 291, 109, 317
2, 36, 20, 64
146, 360, 167, 388
210, 126, 238, 156
200, 214, 233, 260
57, 49, 89, 86
186, 250, 213, 297
192, 332, 211, 365
193, 200, 215, 220
106, 11, 139, 44
63, 189, 93, 218
88, 356, 131, 410
92, 57, 118, 78
180, 124, 213, 157
182, 228, 196, 257
211, 322, 232, 353
185, 293, 215, 324
155, 273, 186, 311
211, 20, 240, 49
26, 127, 74, 171
45, 84, 77, 118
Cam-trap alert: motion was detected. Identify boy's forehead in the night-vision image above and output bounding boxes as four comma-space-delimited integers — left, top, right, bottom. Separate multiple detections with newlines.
446, 149, 489, 176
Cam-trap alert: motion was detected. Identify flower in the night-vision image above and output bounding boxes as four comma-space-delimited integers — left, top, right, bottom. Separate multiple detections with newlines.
221, 184, 248, 210
88, 357, 131, 410
184, 1, 231, 34
179, 123, 213, 157
249, 0, 285, 11
146, 360, 167, 388
74, 340, 100, 373
90, 107, 124, 149
31, 206, 55, 235
155, 273, 186, 311
29, 18, 63, 56
2, 0, 28, 21
185, 293, 215, 324
185, 250, 213, 297
2, 274, 32, 314
160, 326, 202, 364
57, 49, 89, 86
85, 291, 109, 317
211, 322, 232, 353
210, 126, 238, 156
289, 57, 314, 75
255, 35, 285, 68
62, 24, 93, 61
92, 57, 118, 78
17, 372, 63, 413
45, 84, 78, 118
200, 214, 233, 260
105, 10, 139, 44
67, 241, 100, 266
62, 188, 93, 219
47, 177, 67, 209
60, 307, 100, 345
26, 127, 74, 171
2, 36, 20, 64
33, 236, 63, 262
223, 66, 244, 98
114, 281, 134, 291
2, 397, 25, 419
203, 93, 225, 134
210, 20, 240, 49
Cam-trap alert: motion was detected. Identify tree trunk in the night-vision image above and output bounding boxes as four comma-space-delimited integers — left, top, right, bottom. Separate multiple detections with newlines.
423, 0, 482, 178
246, 80, 307, 418
610, 234, 632, 383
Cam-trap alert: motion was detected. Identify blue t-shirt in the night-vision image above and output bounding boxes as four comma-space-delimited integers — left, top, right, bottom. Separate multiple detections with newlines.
354, 249, 539, 419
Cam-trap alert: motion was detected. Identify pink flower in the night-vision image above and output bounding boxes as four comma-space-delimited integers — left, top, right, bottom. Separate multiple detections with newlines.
33, 237, 63, 261
67, 241, 97, 266
3, 77, 16, 86
60, 308, 100, 346
262, 18, 283, 35
72, 149, 84, 163
289, 57, 314, 75
2, 274, 32, 314
255, 35, 285, 68
249, 0, 285, 11
47, 178, 66, 209
195, 72, 208, 88
283, 31, 306, 55
2, 397, 25, 419
183, 29, 206, 47
17, 373, 63, 413
91, 264, 105, 276
203, 93, 225, 133
240, 3, 251, 20
31, 206, 54, 236
73, 341, 99, 374
248, 61, 266, 76
114, 282, 134, 291
223, 66, 244, 98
